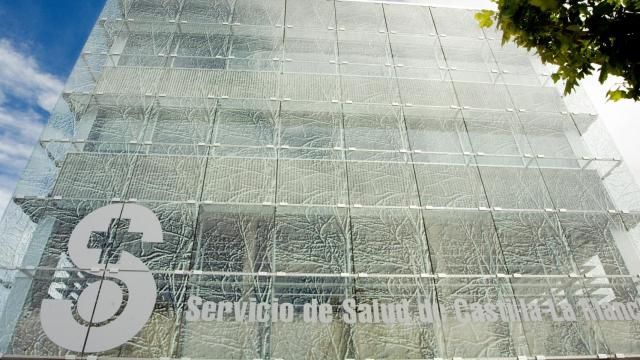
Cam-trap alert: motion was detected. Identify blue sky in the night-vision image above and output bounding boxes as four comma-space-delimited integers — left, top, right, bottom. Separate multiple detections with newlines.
0, 0, 105, 214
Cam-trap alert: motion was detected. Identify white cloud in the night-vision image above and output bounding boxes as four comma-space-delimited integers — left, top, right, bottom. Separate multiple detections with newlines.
0, 39, 64, 216
0, 39, 64, 111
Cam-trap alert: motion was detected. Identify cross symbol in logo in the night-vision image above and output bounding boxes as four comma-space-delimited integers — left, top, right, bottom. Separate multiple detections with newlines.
87, 217, 143, 265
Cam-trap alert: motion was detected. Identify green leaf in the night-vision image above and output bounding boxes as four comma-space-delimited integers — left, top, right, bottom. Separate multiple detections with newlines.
529, 0, 560, 10
607, 89, 626, 101
487, 0, 640, 101
474, 10, 495, 28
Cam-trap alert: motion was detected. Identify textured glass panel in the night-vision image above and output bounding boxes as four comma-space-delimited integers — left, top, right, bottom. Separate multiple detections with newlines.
227, 58, 280, 72
52, 153, 135, 199
351, 208, 429, 274
455, 82, 514, 110
341, 76, 400, 105
343, 104, 406, 151
213, 145, 276, 159
41, 95, 91, 142
389, 34, 442, 68
0, 200, 46, 268
561, 84, 598, 115
404, 108, 471, 153
150, 99, 215, 145
347, 158, 419, 207
443, 43, 497, 72
202, 156, 276, 204
396, 66, 450, 81
493, 49, 538, 74
508, 85, 568, 112
271, 315, 350, 359
415, 164, 488, 209
383, 4, 435, 35
340, 64, 393, 81
63, 61, 98, 94
501, 72, 544, 86
214, 99, 277, 146
277, 152, 348, 206
559, 213, 630, 276
95, 67, 164, 96
281, 73, 340, 102
1, 198, 121, 353
20, 199, 113, 268
338, 32, 391, 65
282, 61, 338, 75
81, 140, 145, 154
194, 204, 274, 272
274, 206, 349, 273
423, 210, 506, 274
118, 24, 175, 67
91, 273, 187, 358
180, 275, 268, 359
353, 278, 444, 359
86, 103, 147, 144
2, 269, 97, 356
120, 26, 174, 58
127, 155, 205, 201
232, 0, 285, 26
284, 29, 336, 62
511, 277, 608, 356
541, 168, 615, 211
448, 69, 501, 83
285, 0, 336, 30
436, 277, 528, 357
583, 277, 640, 354
174, 32, 229, 59
398, 79, 457, 107
271, 276, 350, 359
180, 0, 234, 24
604, 165, 640, 213
479, 167, 553, 209
103, 202, 196, 271
430, 8, 484, 38
493, 211, 575, 274
572, 114, 621, 159
10, 144, 58, 198
181, 317, 266, 359
335, 1, 386, 32
158, 68, 222, 99
279, 101, 342, 149
464, 110, 531, 159
127, 0, 180, 21
229, 27, 283, 60
283, 61, 338, 75
518, 112, 587, 158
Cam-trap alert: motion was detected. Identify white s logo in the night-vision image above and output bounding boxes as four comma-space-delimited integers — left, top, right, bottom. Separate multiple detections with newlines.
41, 204, 163, 352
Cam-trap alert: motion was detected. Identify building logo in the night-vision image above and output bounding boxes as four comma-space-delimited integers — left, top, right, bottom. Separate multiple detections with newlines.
40, 204, 163, 353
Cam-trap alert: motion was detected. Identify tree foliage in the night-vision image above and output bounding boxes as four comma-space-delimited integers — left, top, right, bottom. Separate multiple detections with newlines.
475, 0, 640, 101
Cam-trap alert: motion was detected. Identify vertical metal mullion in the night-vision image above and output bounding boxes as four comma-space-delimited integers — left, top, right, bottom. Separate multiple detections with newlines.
382, 4, 450, 355
331, 1, 358, 359
429, 8, 540, 357
80, 202, 127, 357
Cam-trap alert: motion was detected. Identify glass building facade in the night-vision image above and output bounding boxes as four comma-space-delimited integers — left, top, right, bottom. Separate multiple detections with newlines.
2, 0, 640, 358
